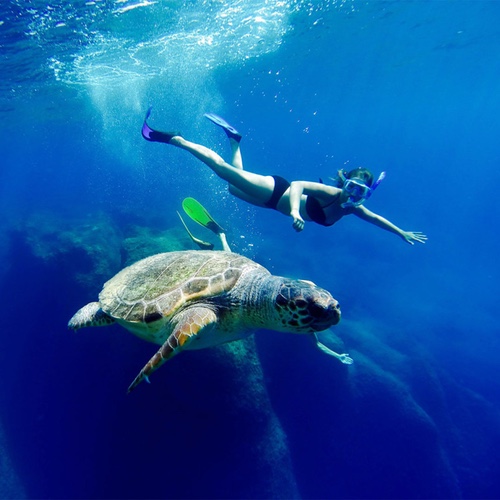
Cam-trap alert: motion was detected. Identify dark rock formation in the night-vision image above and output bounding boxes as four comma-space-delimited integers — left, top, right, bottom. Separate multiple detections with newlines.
258, 321, 500, 499
20, 210, 123, 291
121, 224, 189, 265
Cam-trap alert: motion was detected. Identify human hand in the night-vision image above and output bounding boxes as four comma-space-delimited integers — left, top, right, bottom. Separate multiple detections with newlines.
291, 213, 305, 232
402, 231, 427, 245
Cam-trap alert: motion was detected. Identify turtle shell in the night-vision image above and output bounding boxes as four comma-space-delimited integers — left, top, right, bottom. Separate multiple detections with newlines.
99, 250, 267, 326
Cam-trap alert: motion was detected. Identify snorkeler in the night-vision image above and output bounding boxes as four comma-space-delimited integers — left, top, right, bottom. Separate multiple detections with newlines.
142, 108, 427, 245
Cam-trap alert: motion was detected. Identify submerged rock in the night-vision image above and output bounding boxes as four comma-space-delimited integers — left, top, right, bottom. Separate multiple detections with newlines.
121, 224, 188, 265
163, 337, 300, 499
259, 319, 500, 499
13, 211, 192, 287
20, 211, 122, 290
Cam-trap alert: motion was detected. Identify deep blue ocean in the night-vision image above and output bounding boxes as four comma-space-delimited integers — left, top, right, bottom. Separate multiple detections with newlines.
1, 1, 499, 498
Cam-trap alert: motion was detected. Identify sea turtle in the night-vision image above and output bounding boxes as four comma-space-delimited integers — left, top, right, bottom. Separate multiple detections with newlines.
68, 250, 342, 392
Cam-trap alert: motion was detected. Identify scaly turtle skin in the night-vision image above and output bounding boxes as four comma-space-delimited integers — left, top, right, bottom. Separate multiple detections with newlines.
68, 250, 340, 392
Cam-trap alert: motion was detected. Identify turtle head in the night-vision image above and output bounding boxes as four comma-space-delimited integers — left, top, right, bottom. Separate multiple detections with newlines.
273, 278, 341, 333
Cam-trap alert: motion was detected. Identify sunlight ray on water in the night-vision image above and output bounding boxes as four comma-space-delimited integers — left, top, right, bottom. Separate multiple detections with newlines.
0, 0, 355, 93
33, 0, 293, 86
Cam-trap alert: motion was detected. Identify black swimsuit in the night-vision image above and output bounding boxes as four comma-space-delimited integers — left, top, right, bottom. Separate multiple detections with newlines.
305, 196, 330, 226
264, 175, 290, 210
264, 175, 352, 227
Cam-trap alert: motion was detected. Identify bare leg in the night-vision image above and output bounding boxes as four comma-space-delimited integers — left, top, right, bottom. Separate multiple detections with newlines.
229, 138, 243, 170
203, 112, 243, 169
170, 136, 273, 205
227, 137, 256, 200
142, 109, 275, 207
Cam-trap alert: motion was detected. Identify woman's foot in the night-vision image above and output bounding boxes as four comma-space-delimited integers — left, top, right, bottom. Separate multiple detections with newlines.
142, 106, 181, 144
204, 113, 242, 142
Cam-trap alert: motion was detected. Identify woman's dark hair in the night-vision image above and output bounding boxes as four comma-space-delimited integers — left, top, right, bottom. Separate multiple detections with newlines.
347, 167, 374, 187
333, 167, 374, 187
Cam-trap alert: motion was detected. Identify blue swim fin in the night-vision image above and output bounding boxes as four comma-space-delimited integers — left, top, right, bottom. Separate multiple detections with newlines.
204, 113, 242, 142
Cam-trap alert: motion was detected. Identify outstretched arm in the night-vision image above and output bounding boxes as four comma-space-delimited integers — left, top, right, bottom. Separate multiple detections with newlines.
354, 206, 427, 245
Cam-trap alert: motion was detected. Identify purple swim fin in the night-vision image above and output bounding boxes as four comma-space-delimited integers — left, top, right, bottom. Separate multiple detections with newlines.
141, 106, 181, 144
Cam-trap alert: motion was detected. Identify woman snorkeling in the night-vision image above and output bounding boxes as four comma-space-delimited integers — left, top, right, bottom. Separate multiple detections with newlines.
142, 109, 427, 245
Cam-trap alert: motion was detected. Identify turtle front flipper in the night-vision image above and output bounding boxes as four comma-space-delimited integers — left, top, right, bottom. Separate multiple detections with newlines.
68, 302, 115, 330
127, 306, 218, 393
312, 333, 354, 365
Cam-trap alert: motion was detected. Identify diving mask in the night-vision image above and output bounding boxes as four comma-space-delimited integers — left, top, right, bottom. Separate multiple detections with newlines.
339, 170, 386, 208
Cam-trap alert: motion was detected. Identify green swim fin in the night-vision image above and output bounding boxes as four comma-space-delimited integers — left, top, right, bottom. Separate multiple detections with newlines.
182, 197, 225, 235
177, 211, 214, 250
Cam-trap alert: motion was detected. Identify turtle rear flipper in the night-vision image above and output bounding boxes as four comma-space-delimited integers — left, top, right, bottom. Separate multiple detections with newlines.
127, 306, 217, 393
68, 302, 115, 330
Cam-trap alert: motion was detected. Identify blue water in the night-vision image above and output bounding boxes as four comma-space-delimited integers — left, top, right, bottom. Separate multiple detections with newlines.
1, 1, 500, 498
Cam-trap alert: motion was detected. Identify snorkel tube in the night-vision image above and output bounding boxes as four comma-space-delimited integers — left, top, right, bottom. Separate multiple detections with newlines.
365, 171, 386, 199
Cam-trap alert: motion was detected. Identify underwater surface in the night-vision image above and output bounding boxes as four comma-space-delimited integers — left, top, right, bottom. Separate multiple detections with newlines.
1, 0, 500, 498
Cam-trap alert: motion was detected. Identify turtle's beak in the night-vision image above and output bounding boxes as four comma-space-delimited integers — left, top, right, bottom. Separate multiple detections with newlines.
309, 295, 341, 329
